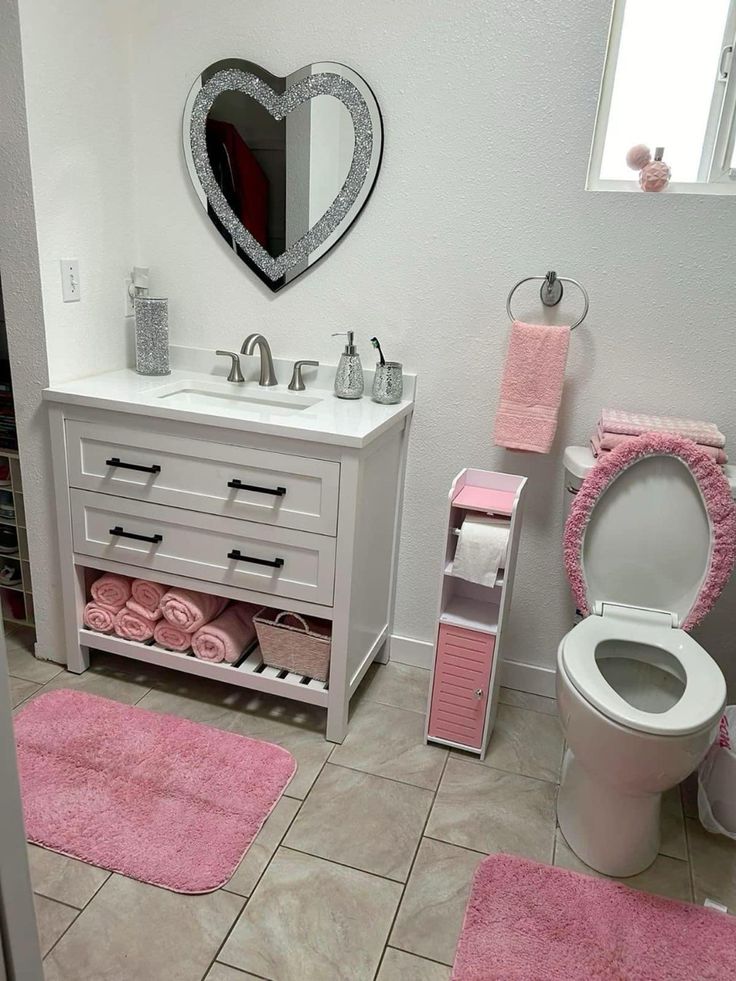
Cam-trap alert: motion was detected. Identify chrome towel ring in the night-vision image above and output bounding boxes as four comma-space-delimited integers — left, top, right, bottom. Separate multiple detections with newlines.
506, 271, 590, 330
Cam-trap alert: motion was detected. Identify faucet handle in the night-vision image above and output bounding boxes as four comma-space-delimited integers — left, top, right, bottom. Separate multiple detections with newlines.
216, 350, 244, 383
288, 360, 319, 392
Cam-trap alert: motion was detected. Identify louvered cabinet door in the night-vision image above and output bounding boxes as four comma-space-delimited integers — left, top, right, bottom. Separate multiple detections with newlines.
427, 623, 494, 750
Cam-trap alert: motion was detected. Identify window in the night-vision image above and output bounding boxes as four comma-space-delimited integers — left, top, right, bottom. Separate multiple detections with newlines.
588, 0, 736, 193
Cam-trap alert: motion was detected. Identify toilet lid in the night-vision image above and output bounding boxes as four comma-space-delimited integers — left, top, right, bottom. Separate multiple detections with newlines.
564, 433, 736, 630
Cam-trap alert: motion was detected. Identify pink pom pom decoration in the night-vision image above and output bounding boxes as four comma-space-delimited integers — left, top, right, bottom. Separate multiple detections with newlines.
626, 143, 651, 170
639, 159, 671, 192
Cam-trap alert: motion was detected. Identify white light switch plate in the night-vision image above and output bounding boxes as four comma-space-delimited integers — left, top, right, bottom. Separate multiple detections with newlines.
60, 259, 81, 302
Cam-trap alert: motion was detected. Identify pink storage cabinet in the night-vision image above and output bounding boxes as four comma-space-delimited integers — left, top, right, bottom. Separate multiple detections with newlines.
425, 469, 527, 759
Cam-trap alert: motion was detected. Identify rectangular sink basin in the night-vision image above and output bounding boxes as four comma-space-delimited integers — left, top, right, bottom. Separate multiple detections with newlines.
153, 380, 323, 416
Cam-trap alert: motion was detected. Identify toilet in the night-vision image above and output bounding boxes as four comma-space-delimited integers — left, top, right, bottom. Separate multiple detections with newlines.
557, 435, 736, 877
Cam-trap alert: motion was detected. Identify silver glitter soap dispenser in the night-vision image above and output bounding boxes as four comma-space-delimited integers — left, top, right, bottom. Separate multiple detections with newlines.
332, 331, 364, 399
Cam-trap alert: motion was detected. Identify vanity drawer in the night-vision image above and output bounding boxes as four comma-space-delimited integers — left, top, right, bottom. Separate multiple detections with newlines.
65, 420, 339, 536
70, 490, 336, 606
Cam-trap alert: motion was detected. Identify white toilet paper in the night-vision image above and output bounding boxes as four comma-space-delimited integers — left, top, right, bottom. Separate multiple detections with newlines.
453, 515, 509, 587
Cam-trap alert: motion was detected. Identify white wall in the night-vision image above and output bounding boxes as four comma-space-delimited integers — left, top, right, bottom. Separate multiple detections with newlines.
12, 0, 736, 688
17, 0, 136, 385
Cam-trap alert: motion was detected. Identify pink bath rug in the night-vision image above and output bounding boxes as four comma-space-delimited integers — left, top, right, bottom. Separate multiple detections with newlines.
452, 853, 736, 980
14, 690, 296, 893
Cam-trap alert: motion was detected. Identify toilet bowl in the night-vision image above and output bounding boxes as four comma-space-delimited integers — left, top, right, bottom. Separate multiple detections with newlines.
557, 434, 736, 877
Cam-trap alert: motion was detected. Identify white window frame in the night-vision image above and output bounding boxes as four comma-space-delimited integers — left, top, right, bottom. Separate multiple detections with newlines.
588, 0, 736, 194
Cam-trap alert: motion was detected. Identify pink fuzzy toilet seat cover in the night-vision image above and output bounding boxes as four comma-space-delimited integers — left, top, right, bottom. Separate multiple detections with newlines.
564, 433, 736, 630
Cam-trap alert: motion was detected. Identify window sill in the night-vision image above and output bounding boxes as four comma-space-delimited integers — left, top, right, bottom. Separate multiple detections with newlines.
587, 177, 736, 196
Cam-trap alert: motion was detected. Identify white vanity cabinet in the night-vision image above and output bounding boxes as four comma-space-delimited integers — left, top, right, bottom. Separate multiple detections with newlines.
45, 367, 413, 743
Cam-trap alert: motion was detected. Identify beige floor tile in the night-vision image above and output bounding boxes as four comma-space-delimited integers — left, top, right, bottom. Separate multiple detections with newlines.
219, 848, 401, 981
28, 845, 109, 908
205, 965, 261, 980
43, 874, 243, 981
224, 795, 301, 897
377, 947, 451, 980
390, 837, 483, 966
39, 652, 165, 705
138, 682, 331, 799
660, 786, 687, 860
6, 636, 63, 683
554, 829, 692, 902
284, 763, 433, 881
687, 817, 736, 908
361, 661, 430, 715
426, 757, 557, 860
33, 895, 77, 957
499, 687, 557, 717
10, 675, 40, 708
330, 700, 447, 790
470, 703, 564, 782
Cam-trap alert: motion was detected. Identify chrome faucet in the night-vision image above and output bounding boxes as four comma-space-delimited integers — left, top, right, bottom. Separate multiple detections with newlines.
240, 333, 278, 387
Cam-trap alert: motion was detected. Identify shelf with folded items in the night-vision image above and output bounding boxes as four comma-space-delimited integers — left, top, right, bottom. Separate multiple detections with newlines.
78, 628, 329, 706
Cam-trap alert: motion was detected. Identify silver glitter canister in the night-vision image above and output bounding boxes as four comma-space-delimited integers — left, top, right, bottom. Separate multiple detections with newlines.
372, 362, 403, 404
134, 296, 171, 376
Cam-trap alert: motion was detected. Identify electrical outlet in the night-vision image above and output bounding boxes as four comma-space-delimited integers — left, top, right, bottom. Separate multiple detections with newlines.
60, 259, 81, 302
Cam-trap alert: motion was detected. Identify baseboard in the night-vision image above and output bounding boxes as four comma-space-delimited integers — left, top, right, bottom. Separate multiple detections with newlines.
499, 659, 557, 698
389, 632, 556, 697
387, 633, 434, 669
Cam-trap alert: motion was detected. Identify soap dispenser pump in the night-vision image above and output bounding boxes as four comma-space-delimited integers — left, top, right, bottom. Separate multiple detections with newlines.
332, 331, 364, 399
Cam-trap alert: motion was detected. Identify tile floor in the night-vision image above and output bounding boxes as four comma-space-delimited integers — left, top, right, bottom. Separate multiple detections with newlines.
6, 625, 736, 980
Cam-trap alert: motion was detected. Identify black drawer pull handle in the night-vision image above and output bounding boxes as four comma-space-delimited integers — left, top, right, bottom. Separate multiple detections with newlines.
227, 479, 286, 496
227, 549, 284, 569
109, 525, 163, 545
106, 457, 161, 475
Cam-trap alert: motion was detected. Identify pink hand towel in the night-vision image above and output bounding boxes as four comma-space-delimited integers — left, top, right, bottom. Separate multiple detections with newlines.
125, 598, 163, 622
191, 603, 262, 664
113, 607, 155, 643
599, 409, 725, 447
153, 619, 192, 653
83, 602, 120, 634
160, 588, 228, 633
493, 321, 570, 453
90, 573, 132, 609
130, 579, 168, 615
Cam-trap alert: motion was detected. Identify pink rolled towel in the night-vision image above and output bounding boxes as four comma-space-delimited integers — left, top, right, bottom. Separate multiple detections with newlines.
130, 579, 168, 616
592, 432, 728, 463
160, 588, 228, 633
90, 573, 132, 609
113, 607, 155, 643
493, 321, 570, 454
125, 598, 163, 622
153, 619, 192, 653
83, 602, 120, 634
191, 602, 262, 664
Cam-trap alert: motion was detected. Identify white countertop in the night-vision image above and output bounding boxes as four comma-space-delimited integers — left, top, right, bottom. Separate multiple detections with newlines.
43, 352, 415, 449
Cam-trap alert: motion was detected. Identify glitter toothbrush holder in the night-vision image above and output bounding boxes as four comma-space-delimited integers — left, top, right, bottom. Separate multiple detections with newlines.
134, 296, 171, 376
369, 336, 403, 404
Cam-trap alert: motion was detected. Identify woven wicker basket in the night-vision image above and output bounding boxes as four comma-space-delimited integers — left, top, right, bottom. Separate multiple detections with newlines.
254, 609, 332, 681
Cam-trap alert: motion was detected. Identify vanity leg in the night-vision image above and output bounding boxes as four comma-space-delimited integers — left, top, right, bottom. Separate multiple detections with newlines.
326, 690, 349, 744
374, 635, 390, 665
66, 566, 89, 673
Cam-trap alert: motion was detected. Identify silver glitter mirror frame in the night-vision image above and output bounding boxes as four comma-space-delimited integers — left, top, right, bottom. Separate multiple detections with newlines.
183, 59, 383, 292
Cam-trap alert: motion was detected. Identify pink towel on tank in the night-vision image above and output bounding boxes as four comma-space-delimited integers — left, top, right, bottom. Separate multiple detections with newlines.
90, 573, 132, 609
160, 588, 228, 633
83, 602, 120, 634
192, 603, 262, 664
493, 321, 570, 453
600, 408, 725, 447
113, 607, 155, 643
130, 579, 168, 615
153, 620, 192, 653
592, 432, 728, 463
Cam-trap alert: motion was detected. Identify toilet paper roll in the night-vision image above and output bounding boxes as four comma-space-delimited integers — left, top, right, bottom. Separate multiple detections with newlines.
453, 515, 509, 587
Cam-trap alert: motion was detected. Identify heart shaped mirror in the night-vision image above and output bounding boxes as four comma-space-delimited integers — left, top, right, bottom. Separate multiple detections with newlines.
183, 59, 383, 292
